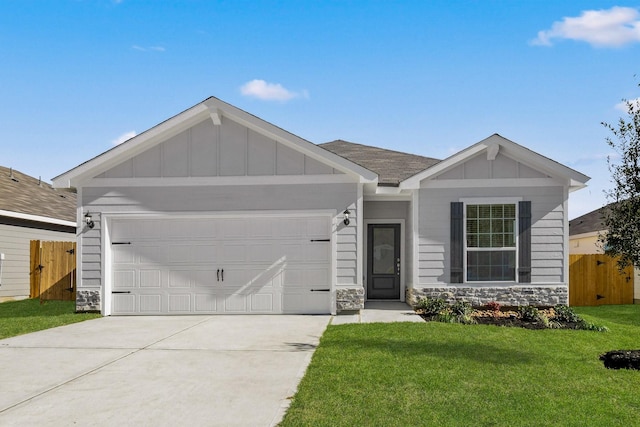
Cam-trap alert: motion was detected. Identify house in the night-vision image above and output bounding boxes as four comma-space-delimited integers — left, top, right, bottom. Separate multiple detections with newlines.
52, 97, 589, 315
0, 166, 76, 301
569, 204, 640, 303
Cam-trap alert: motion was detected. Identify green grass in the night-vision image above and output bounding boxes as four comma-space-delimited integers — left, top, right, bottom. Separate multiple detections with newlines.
0, 298, 101, 339
281, 305, 640, 427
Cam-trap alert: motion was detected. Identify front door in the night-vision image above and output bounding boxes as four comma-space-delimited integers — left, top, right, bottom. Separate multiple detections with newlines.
367, 224, 401, 299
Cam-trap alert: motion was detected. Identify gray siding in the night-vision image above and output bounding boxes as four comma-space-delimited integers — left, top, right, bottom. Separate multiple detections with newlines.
435, 152, 548, 180
0, 224, 75, 299
417, 186, 566, 286
97, 118, 342, 179
80, 183, 359, 290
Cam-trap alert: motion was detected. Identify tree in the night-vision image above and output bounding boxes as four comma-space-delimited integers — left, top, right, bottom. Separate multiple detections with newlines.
600, 89, 640, 270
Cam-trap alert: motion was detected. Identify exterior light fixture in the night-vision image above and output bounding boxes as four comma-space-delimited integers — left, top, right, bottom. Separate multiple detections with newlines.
84, 212, 95, 229
343, 209, 351, 226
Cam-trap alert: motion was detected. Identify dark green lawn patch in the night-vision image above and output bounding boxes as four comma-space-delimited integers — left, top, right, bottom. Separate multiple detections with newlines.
0, 298, 101, 339
281, 305, 640, 427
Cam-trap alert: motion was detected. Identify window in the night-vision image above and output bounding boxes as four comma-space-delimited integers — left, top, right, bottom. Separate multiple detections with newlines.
466, 204, 516, 281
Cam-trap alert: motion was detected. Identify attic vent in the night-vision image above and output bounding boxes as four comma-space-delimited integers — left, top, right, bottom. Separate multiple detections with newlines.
9, 168, 18, 182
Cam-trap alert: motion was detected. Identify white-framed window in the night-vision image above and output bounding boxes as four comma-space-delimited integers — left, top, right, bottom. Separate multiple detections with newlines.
465, 203, 517, 282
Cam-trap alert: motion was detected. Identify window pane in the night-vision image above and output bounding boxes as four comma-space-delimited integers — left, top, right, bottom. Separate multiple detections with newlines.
372, 228, 396, 274
467, 250, 516, 281
478, 205, 491, 218
504, 204, 516, 218
467, 205, 478, 219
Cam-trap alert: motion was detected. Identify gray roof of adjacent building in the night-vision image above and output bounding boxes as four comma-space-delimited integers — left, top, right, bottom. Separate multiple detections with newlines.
320, 140, 441, 186
0, 166, 77, 223
569, 204, 610, 236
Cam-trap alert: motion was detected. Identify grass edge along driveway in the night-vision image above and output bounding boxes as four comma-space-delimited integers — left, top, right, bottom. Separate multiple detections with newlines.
0, 299, 101, 339
281, 305, 640, 427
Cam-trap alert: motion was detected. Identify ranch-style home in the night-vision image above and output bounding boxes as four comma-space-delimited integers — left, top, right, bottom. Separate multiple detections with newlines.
52, 97, 589, 315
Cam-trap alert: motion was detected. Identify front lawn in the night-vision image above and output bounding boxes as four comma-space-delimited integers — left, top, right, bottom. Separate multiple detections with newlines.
0, 298, 101, 339
281, 305, 640, 426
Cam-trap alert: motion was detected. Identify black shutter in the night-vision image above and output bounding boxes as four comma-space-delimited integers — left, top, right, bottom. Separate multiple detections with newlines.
451, 202, 464, 283
518, 201, 532, 283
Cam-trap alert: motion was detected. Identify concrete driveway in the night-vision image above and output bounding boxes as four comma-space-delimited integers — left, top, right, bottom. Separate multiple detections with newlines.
0, 315, 330, 426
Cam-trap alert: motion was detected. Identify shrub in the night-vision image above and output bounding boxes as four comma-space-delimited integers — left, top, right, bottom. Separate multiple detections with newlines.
486, 301, 501, 312
553, 305, 581, 323
518, 305, 540, 322
451, 300, 474, 317
416, 297, 448, 316
577, 320, 610, 332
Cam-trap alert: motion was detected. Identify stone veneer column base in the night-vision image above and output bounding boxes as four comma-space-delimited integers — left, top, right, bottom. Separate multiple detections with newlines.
406, 286, 568, 307
336, 287, 365, 313
76, 289, 101, 313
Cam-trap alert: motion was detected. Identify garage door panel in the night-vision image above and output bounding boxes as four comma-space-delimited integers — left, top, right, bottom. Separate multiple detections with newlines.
140, 295, 162, 313
140, 270, 161, 288
114, 270, 136, 289
110, 215, 331, 315
195, 294, 217, 312
168, 294, 191, 312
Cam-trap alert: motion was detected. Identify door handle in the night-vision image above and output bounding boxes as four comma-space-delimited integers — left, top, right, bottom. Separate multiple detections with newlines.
221, 269, 224, 282
217, 269, 220, 282
396, 258, 401, 276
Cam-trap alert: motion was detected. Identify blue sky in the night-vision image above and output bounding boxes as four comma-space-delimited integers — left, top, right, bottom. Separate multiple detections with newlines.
1, 1, 639, 219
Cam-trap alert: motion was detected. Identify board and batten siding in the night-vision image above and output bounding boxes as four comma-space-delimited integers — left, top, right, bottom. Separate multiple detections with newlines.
417, 186, 567, 285
0, 224, 75, 299
80, 183, 360, 292
96, 118, 342, 180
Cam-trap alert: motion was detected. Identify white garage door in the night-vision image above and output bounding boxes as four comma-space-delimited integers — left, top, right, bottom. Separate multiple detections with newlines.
109, 215, 332, 315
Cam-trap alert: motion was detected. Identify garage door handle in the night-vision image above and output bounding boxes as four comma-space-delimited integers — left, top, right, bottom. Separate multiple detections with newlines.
112, 291, 131, 294
310, 288, 330, 292
217, 269, 220, 282
310, 239, 330, 242
221, 269, 224, 282
112, 242, 131, 245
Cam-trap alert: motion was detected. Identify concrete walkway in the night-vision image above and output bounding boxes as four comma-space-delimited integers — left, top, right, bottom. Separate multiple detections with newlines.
331, 301, 423, 324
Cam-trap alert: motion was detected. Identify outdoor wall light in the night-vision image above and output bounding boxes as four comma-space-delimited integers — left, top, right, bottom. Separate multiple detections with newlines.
343, 209, 351, 226
84, 212, 95, 229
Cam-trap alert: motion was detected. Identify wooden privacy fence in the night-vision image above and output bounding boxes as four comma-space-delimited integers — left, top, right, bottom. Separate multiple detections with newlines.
30, 240, 76, 301
569, 254, 633, 306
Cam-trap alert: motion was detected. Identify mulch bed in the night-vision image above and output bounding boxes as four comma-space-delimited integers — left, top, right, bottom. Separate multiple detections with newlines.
600, 350, 640, 370
417, 307, 582, 330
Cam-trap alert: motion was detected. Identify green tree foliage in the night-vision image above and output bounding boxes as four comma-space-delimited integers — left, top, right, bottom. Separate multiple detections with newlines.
601, 90, 640, 269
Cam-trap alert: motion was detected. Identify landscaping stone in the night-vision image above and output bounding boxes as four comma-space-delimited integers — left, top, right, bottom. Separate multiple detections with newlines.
336, 287, 364, 312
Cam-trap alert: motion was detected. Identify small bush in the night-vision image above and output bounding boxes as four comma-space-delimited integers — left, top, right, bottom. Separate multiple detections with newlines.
577, 320, 610, 332
553, 305, 581, 322
486, 301, 501, 312
416, 297, 448, 316
451, 300, 474, 317
518, 305, 540, 322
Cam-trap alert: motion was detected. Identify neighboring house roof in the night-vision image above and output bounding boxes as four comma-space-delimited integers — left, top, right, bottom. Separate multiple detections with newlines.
0, 166, 76, 225
320, 140, 440, 187
569, 204, 610, 236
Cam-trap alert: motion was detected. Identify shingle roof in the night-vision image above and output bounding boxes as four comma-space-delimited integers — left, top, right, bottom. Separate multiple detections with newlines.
569, 204, 610, 236
319, 140, 440, 186
0, 166, 76, 223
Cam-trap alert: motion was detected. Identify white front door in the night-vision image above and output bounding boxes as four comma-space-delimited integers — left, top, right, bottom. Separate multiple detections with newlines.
109, 215, 332, 315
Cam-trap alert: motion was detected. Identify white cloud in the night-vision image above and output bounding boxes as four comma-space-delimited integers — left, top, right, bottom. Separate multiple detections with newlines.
531, 7, 640, 47
615, 97, 640, 113
131, 45, 166, 52
112, 131, 137, 146
240, 79, 307, 101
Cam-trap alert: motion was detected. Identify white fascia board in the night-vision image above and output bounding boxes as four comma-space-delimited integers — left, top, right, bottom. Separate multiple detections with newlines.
203, 98, 378, 183
421, 177, 565, 189
0, 209, 77, 227
52, 103, 211, 188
